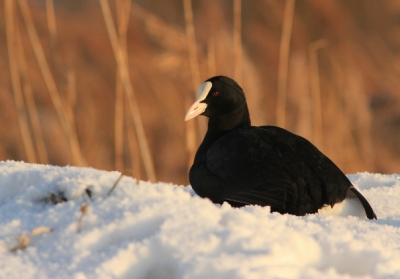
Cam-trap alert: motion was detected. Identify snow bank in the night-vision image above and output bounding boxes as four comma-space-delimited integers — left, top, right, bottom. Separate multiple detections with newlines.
0, 161, 399, 279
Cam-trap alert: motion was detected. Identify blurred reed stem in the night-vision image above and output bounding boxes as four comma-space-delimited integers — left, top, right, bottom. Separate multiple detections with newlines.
130, 2, 186, 52
125, 101, 141, 181
114, 0, 132, 172
45, 0, 65, 98
17, 0, 86, 166
276, 0, 295, 128
184, 95, 197, 175
5, 0, 37, 163
233, 0, 242, 84
99, 0, 156, 182
328, 49, 374, 170
66, 66, 77, 110
309, 39, 327, 150
116, 0, 141, 178
15, 20, 49, 164
207, 37, 216, 77
114, 75, 125, 172
183, 0, 202, 172
45, 0, 80, 158
45, 0, 58, 50
183, 0, 201, 91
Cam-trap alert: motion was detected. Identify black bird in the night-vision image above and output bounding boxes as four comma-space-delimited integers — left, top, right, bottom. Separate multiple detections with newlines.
185, 76, 377, 219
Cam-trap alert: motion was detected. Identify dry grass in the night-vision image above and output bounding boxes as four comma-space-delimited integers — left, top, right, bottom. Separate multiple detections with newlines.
1, 0, 400, 184
207, 38, 216, 77
5, 0, 37, 163
45, 0, 57, 51
17, 0, 86, 166
107, 172, 125, 196
308, 39, 328, 149
233, 0, 242, 84
15, 21, 49, 164
276, 0, 296, 128
77, 203, 89, 233
183, 0, 203, 171
9, 227, 52, 252
114, 0, 131, 172
99, 0, 156, 182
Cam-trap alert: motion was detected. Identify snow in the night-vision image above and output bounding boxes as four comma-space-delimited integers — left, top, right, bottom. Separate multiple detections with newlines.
0, 161, 399, 279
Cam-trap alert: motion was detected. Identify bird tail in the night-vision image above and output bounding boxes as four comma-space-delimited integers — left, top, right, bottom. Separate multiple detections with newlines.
347, 186, 377, 220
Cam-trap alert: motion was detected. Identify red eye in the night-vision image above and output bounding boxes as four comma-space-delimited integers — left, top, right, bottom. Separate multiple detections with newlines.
212, 92, 219, 97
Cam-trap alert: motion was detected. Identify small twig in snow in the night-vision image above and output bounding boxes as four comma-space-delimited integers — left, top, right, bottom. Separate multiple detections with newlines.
31, 227, 52, 235
77, 203, 89, 233
9, 226, 52, 252
107, 173, 125, 196
9, 234, 30, 252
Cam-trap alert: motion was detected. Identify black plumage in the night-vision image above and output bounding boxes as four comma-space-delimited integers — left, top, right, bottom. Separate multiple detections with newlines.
185, 76, 377, 219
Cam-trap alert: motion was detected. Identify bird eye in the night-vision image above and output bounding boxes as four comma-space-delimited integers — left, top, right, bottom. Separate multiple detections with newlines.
212, 92, 219, 97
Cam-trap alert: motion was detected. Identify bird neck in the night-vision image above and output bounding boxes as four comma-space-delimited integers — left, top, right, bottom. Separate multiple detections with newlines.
208, 104, 251, 132
195, 105, 251, 158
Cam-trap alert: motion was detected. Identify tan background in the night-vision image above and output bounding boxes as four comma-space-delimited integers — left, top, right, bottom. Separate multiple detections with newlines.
1, 0, 399, 185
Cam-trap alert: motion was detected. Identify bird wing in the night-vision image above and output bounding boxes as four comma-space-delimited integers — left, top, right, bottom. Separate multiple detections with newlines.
205, 125, 350, 214
261, 126, 351, 207
205, 126, 299, 211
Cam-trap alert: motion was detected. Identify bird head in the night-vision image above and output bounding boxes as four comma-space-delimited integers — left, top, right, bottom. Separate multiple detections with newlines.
185, 76, 247, 121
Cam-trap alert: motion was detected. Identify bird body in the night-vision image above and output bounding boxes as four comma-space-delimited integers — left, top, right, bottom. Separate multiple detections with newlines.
185, 76, 376, 219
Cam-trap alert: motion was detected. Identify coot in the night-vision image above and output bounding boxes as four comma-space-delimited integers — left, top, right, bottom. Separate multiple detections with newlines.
185, 76, 376, 219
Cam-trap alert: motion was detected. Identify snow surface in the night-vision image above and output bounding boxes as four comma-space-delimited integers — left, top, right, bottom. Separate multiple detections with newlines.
0, 161, 399, 279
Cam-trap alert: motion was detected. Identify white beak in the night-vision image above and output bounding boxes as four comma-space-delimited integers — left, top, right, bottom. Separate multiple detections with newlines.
184, 81, 212, 121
